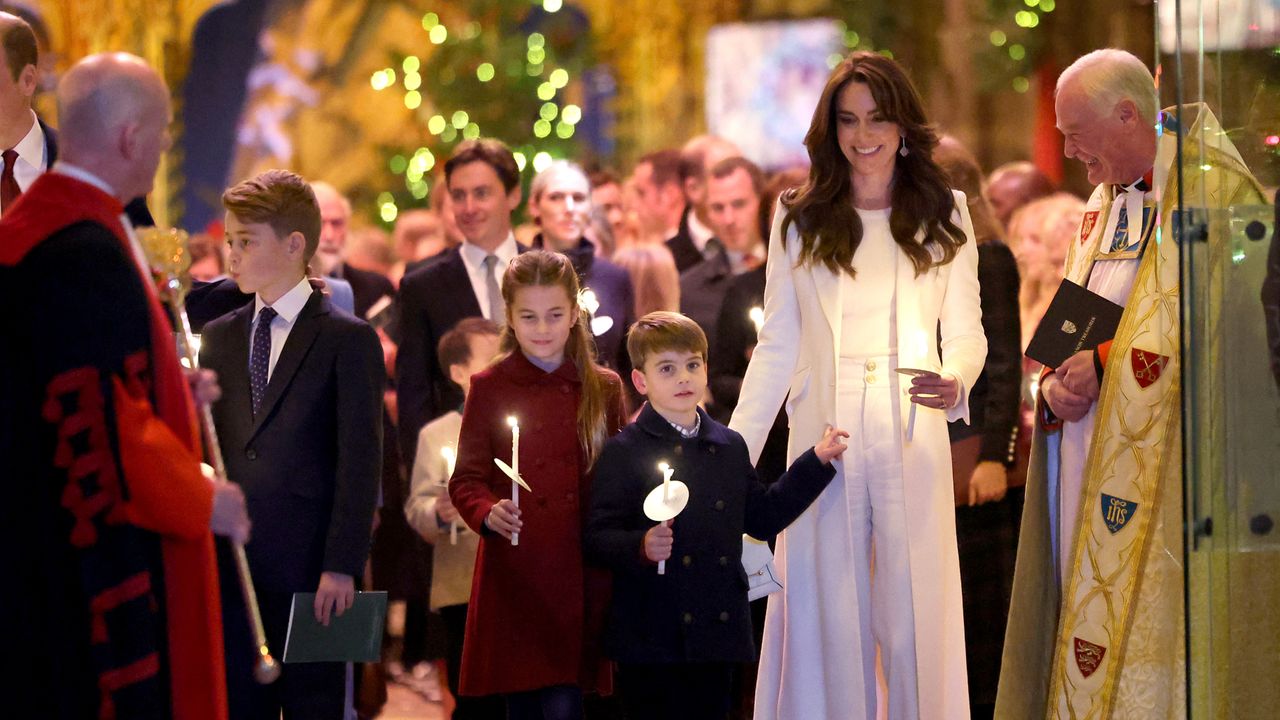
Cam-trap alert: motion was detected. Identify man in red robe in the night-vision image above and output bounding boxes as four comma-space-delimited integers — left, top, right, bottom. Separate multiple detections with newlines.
0, 52, 250, 719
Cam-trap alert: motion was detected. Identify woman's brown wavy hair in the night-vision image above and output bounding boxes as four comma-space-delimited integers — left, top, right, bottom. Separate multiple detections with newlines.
782, 52, 967, 277
499, 250, 612, 469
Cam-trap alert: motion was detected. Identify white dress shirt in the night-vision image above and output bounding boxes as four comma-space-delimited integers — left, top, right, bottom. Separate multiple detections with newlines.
4, 110, 46, 192
686, 210, 718, 257
457, 233, 520, 322
725, 242, 767, 276
251, 277, 314, 380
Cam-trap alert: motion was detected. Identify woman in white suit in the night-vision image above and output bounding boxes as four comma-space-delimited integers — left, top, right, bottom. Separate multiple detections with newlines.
730, 52, 986, 720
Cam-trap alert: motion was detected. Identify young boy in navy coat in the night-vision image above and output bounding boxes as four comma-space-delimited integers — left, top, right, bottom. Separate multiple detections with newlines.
585, 312, 848, 720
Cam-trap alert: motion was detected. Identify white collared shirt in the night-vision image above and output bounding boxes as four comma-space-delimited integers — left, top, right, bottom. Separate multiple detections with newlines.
457, 233, 519, 322
686, 211, 719, 258
725, 242, 766, 275
666, 411, 701, 438
1088, 177, 1153, 307
251, 277, 313, 380
4, 110, 46, 193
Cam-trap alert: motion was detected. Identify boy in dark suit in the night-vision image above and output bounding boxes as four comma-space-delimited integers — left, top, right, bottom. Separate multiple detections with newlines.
585, 312, 847, 720
200, 169, 384, 719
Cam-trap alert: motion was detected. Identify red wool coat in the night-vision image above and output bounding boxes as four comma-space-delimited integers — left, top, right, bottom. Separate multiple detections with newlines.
449, 351, 626, 696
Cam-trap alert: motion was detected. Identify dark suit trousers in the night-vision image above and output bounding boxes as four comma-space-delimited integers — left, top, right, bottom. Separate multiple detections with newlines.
616, 662, 733, 720
219, 542, 346, 720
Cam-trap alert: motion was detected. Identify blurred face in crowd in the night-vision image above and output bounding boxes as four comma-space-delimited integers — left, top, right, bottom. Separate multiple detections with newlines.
1055, 78, 1150, 186
630, 161, 682, 236
1009, 207, 1075, 287
835, 80, 902, 186
224, 213, 306, 301
188, 252, 223, 282
591, 181, 626, 238
986, 172, 1036, 230
449, 159, 521, 250
394, 210, 446, 263
448, 331, 502, 397
0, 34, 37, 141
534, 166, 591, 252
705, 167, 761, 254
683, 138, 740, 212
313, 184, 350, 274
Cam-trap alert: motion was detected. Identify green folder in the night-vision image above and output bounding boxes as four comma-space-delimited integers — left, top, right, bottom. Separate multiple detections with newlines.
282, 591, 387, 663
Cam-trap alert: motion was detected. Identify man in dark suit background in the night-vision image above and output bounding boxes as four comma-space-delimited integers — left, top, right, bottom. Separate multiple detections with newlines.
629, 149, 691, 263
395, 138, 525, 470
629, 136, 740, 274
670, 134, 740, 272
200, 170, 383, 719
312, 181, 395, 319
1, 11, 152, 225
680, 157, 767, 381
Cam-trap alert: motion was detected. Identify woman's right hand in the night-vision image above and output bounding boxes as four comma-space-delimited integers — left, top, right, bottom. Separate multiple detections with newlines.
485, 499, 523, 539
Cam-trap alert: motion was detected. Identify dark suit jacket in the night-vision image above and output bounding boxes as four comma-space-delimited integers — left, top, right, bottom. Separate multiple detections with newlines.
585, 405, 834, 664
395, 247, 484, 470
947, 241, 1022, 466
665, 207, 703, 274
335, 261, 395, 320
40, 118, 154, 228
710, 265, 789, 486
199, 289, 384, 594
679, 246, 734, 362
184, 277, 251, 333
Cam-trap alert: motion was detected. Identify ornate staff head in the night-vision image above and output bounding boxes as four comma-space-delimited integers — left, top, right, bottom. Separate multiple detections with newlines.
136, 226, 194, 306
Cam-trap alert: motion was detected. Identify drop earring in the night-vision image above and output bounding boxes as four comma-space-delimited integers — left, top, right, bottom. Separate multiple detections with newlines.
898, 136, 909, 157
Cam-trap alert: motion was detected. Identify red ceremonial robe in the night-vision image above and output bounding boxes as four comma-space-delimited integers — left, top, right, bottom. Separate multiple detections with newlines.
0, 172, 227, 720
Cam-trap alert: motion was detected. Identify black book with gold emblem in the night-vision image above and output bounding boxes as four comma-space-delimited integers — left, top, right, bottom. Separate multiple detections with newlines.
1026, 279, 1124, 369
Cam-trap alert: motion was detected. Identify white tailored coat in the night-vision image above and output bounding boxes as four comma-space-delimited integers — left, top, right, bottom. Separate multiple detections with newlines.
730, 191, 986, 720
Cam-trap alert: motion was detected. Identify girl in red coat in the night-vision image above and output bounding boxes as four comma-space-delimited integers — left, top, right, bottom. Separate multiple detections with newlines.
449, 250, 627, 719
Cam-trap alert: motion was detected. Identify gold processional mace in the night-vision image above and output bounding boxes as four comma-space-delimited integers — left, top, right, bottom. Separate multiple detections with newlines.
138, 227, 281, 685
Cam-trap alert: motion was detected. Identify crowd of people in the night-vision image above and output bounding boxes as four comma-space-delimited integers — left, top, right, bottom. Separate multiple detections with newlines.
5, 5, 1264, 719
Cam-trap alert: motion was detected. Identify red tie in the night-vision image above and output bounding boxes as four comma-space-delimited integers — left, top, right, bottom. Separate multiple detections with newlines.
1, 149, 20, 215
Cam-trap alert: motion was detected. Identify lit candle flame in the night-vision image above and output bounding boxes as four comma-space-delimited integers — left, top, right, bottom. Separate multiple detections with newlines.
749, 306, 764, 334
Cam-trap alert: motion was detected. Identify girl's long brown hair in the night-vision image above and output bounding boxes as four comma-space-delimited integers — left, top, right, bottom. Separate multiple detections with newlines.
500, 250, 612, 468
782, 52, 967, 277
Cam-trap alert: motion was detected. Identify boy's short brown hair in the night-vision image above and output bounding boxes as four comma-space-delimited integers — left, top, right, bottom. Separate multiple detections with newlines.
438, 317, 501, 381
627, 311, 708, 370
221, 169, 322, 261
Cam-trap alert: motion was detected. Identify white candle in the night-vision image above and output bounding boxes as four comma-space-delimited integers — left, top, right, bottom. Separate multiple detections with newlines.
442, 446, 456, 477
441, 446, 458, 545
913, 329, 929, 368
658, 462, 675, 574
508, 416, 520, 546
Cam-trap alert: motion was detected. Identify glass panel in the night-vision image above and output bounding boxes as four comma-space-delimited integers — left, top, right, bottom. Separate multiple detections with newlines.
1166, 0, 1280, 716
